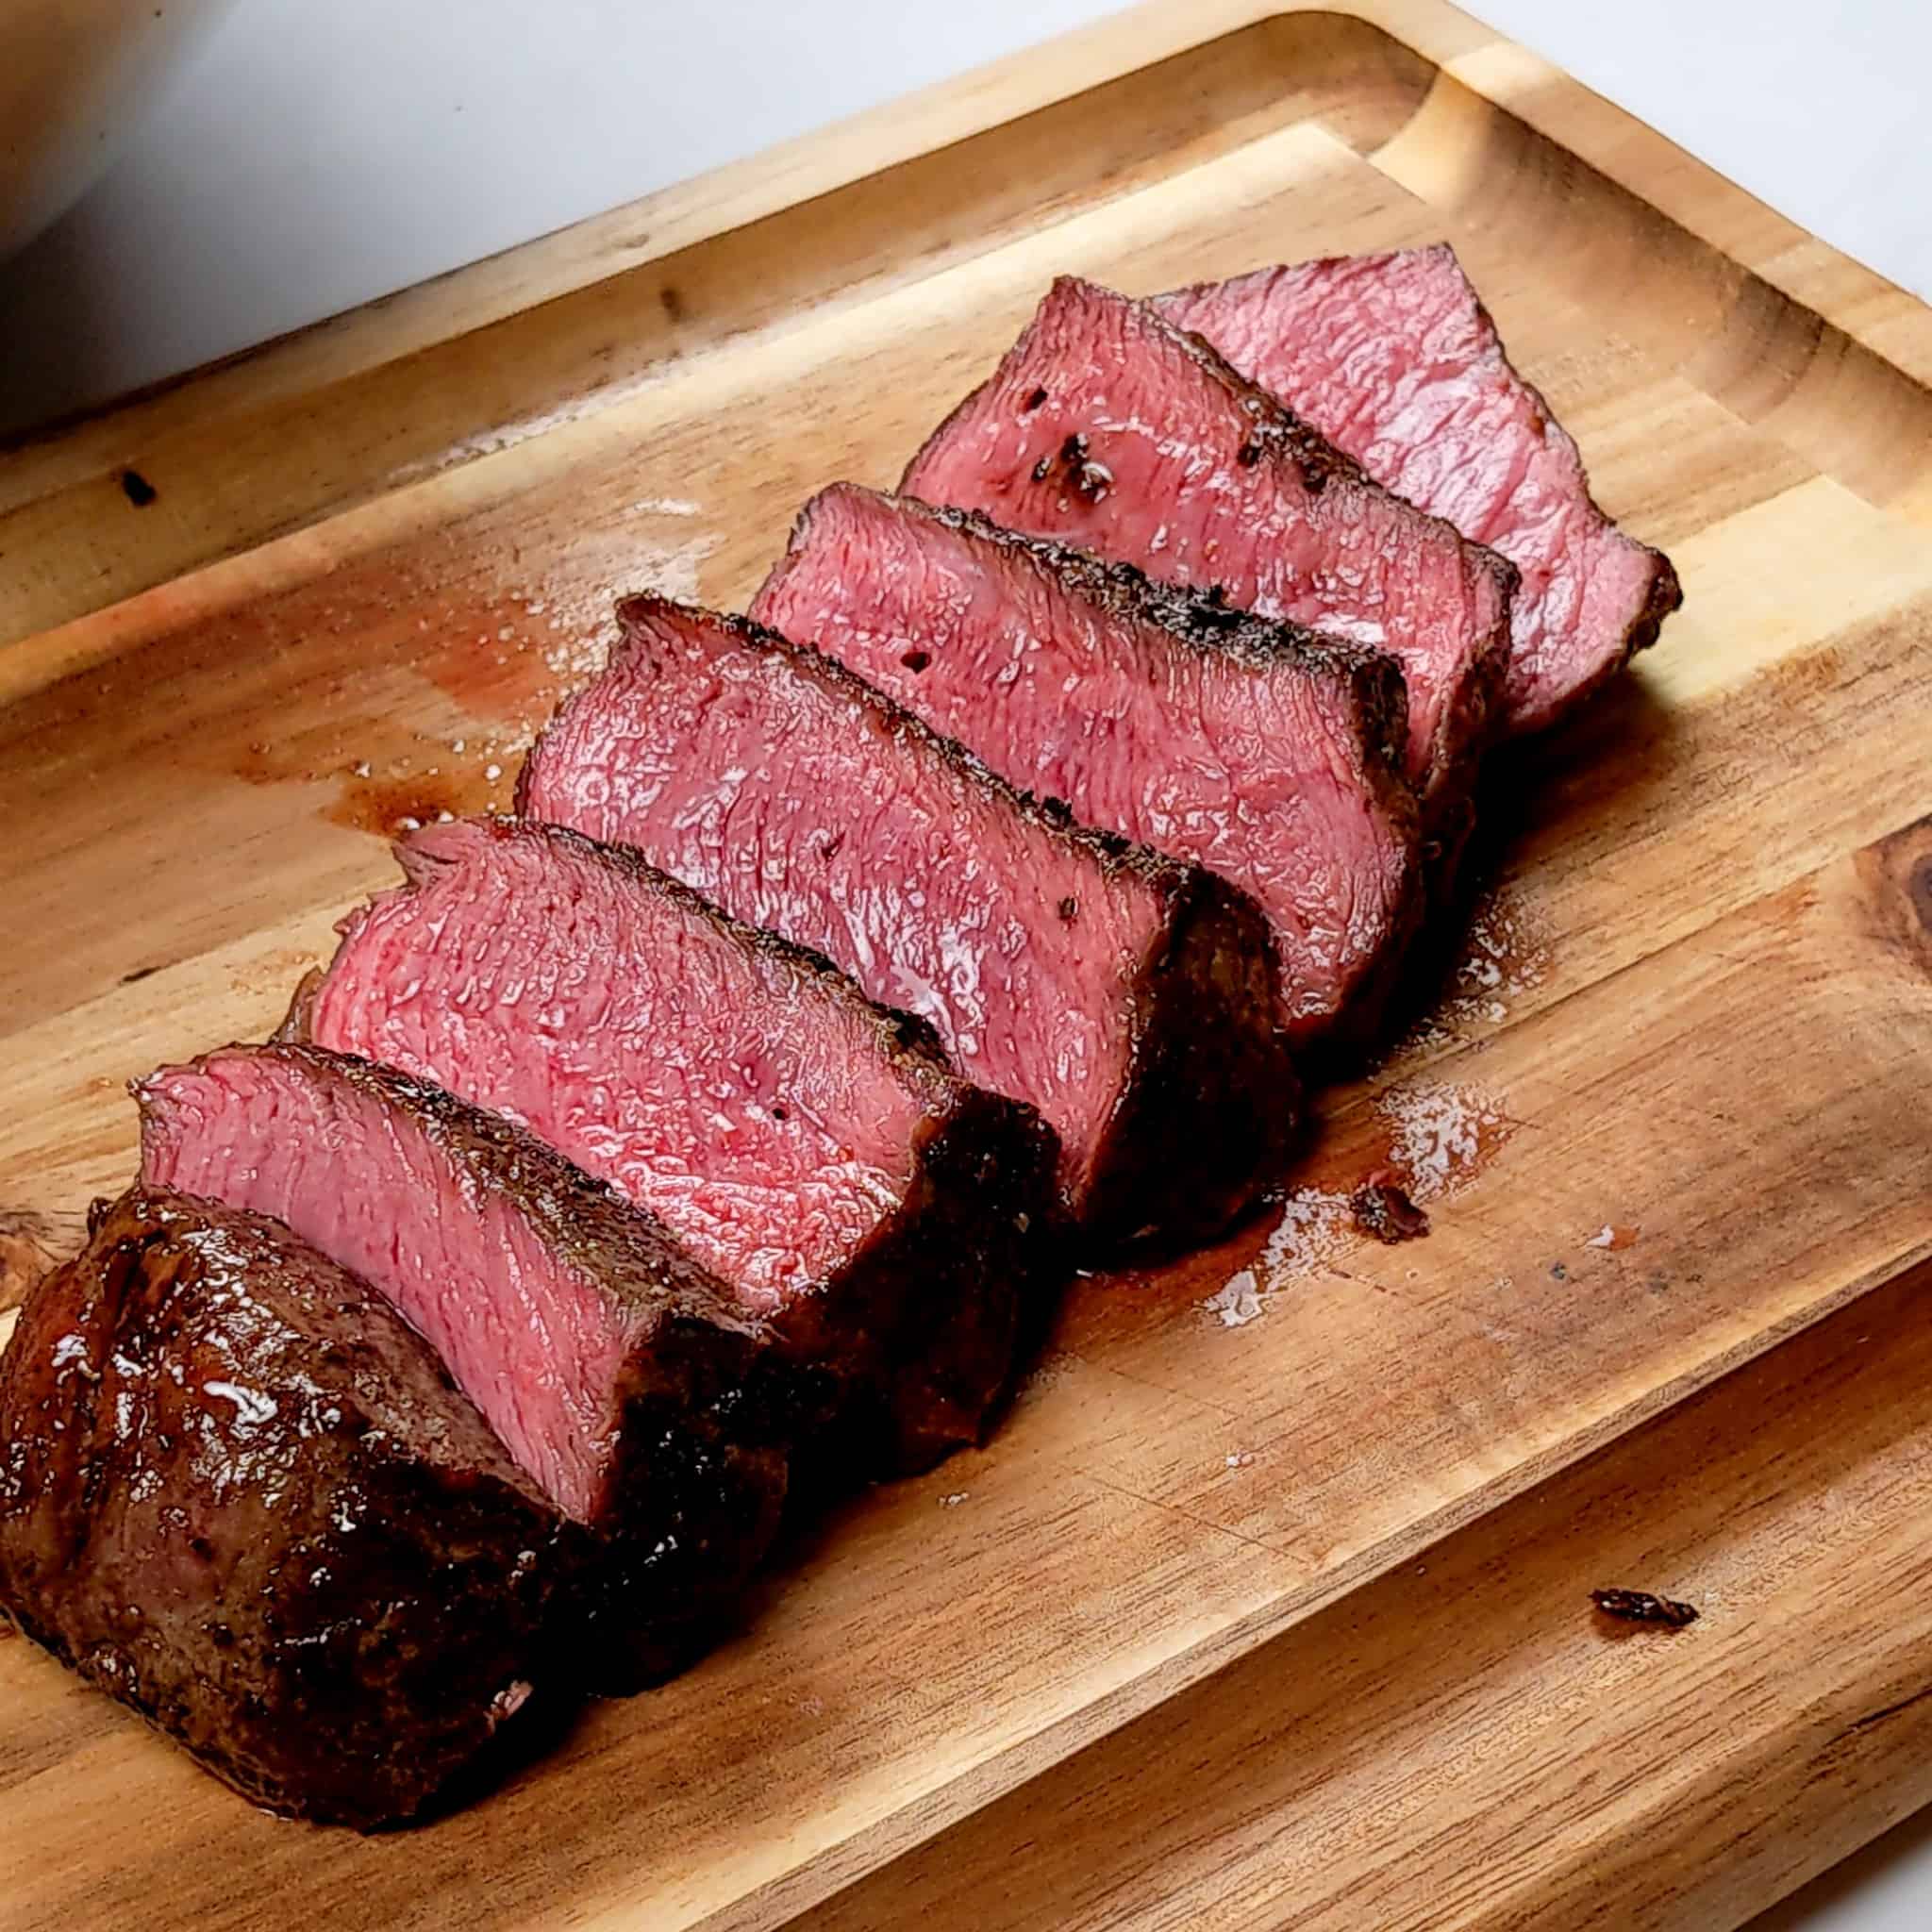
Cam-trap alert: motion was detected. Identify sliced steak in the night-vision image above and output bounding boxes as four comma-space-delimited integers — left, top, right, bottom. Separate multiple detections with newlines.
754, 484, 1423, 1044
288, 815, 1058, 1473
1155, 246, 1682, 734
519, 594, 1298, 1249
900, 275, 1516, 824
0, 1187, 568, 1828
137, 1043, 788, 1683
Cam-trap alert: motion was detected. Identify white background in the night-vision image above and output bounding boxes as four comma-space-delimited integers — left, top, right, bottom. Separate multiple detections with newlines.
1, 2, 1928, 1922
3, 0, 1930, 438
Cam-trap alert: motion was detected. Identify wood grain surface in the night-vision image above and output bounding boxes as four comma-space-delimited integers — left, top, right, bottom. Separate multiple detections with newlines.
2, 3, 1929, 1928
798, 1257, 1932, 1932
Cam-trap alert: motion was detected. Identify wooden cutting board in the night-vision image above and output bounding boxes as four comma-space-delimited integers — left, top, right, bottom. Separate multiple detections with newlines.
2, 1, 1929, 1926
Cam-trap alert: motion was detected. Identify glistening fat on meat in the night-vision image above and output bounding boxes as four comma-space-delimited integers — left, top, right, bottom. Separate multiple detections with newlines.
753, 484, 1423, 1046
289, 814, 1060, 1474
136, 1042, 790, 1687
518, 594, 1300, 1250
0, 1188, 570, 1829
901, 274, 1517, 832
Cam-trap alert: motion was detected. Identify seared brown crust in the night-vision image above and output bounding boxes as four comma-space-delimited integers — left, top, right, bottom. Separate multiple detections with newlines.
1085, 869, 1302, 1252
134, 1044, 791, 1689
273, 967, 323, 1042
1603, 548, 1683, 692
0, 1188, 571, 1828
290, 819, 1062, 1474
815, 1088, 1062, 1470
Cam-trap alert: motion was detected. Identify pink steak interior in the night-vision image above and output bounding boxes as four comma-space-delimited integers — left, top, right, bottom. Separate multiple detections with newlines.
305, 818, 938, 1309
902, 275, 1510, 798
522, 599, 1176, 1211
754, 485, 1414, 1033
141, 1046, 634, 1522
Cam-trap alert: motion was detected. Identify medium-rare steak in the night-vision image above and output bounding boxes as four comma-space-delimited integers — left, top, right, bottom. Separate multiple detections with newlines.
518, 594, 1298, 1249
900, 275, 1516, 823
137, 1043, 788, 1682
288, 815, 1059, 1473
754, 484, 1423, 1044
1155, 246, 1682, 734
0, 1187, 567, 1828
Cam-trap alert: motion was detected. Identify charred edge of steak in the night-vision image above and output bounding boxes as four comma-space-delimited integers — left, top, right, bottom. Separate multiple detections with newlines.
3, 1521, 559, 1832
801, 1087, 1064, 1476
272, 966, 323, 1044
1419, 790, 1481, 913
0, 1191, 571, 1828
1514, 543, 1685, 739
605, 592, 1208, 897
573, 1372, 791, 1691
1606, 547, 1684, 687
1626, 548, 1685, 658
1078, 869, 1302, 1256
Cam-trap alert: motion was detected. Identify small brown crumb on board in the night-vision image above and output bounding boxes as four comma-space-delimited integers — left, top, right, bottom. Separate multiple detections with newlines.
1352, 1176, 1430, 1243
1591, 1588, 1699, 1629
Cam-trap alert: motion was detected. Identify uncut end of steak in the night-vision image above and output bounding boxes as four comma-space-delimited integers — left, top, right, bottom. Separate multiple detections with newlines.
519, 594, 1299, 1251
754, 484, 1424, 1046
901, 274, 1514, 824
291, 815, 1059, 1474
136, 1043, 788, 1685
0, 1188, 566, 1828
1155, 245, 1682, 735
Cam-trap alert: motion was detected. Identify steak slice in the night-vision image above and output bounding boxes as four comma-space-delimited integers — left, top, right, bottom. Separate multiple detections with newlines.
519, 594, 1298, 1249
754, 484, 1423, 1044
900, 275, 1516, 824
137, 1043, 788, 1683
1155, 246, 1682, 735
288, 815, 1058, 1473
0, 1187, 568, 1828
